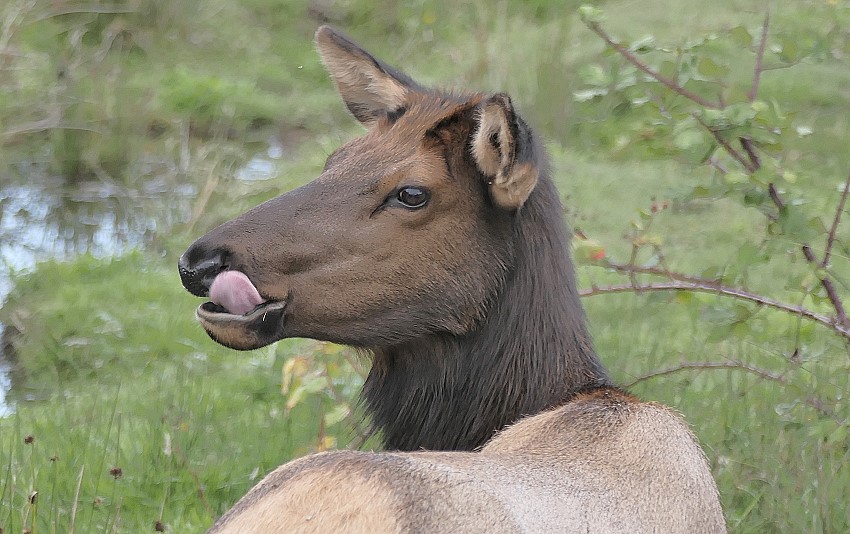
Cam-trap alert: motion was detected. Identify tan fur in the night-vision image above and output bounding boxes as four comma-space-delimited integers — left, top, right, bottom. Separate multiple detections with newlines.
212, 454, 403, 533
210, 391, 725, 533
472, 95, 539, 209
472, 100, 511, 177
315, 26, 408, 128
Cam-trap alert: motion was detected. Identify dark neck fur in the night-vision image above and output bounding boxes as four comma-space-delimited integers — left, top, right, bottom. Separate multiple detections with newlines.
362, 174, 610, 452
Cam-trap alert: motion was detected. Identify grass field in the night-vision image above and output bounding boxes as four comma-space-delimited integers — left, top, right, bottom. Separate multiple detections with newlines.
2, 0, 850, 531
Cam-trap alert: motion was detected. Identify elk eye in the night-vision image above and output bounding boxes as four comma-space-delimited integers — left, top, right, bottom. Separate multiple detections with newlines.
396, 186, 429, 209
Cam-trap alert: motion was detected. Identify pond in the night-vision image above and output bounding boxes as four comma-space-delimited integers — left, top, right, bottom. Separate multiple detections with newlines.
0, 142, 282, 415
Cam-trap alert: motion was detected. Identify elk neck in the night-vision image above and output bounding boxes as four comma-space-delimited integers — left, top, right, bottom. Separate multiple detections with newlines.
362, 173, 611, 452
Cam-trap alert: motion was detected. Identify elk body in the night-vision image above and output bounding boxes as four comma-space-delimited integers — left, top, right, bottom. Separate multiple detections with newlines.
178, 26, 726, 533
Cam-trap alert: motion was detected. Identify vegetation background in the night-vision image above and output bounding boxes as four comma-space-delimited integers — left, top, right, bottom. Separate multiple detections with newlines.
1, 0, 849, 531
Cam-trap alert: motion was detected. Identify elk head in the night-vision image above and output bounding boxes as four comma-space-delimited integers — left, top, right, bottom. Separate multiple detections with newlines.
178, 26, 541, 352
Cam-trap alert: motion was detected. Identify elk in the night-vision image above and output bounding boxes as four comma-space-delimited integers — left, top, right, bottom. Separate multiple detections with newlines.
178, 26, 726, 533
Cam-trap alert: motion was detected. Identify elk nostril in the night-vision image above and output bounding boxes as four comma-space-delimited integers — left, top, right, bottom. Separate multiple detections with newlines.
178, 247, 230, 298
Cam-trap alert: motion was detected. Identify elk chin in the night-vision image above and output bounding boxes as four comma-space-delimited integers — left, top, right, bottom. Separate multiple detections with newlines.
196, 300, 288, 350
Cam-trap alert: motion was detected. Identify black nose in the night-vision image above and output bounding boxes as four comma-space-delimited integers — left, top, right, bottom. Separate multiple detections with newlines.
178, 244, 229, 297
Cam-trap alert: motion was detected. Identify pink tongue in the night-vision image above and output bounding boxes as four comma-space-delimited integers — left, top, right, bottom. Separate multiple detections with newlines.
209, 271, 265, 315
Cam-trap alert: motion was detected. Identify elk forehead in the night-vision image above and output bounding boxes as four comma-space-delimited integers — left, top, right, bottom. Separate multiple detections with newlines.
320, 96, 482, 191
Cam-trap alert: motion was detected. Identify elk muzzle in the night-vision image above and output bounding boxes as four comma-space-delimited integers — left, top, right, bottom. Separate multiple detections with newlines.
178, 242, 289, 350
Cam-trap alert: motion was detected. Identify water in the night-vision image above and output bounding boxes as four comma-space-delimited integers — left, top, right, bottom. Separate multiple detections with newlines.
237, 141, 282, 181
0, 167, 195, 415
0, 325, 11, 417
0, 143, 281, 415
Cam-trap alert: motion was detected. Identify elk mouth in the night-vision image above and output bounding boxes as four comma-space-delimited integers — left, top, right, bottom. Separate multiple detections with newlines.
195, 271, 288, 350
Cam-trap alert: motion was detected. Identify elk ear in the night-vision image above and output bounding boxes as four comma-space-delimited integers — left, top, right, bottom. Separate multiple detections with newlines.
315, 26, 417, 128
472, 94, 539, 210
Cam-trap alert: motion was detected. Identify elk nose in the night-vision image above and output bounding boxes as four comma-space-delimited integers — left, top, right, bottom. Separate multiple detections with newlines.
178, 245, 229, 297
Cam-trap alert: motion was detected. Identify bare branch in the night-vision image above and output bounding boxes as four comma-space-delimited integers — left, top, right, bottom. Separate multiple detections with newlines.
584, 21, 722, 110
748, 11, 770, 102
625, 360, 784, 388
735, 137, 847, 326
589, 259, 850, 336
598, 260, 709, 284
822, 169, 850, 268
768, 183, 785, 209
802, 244, 848, 325
580, 279, 850, 337
740, 137, 762, 171
624, 360, 839, 421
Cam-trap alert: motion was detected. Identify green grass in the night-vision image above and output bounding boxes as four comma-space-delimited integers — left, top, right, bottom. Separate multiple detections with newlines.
2, 0, 850, 532
0, 253, 367, 531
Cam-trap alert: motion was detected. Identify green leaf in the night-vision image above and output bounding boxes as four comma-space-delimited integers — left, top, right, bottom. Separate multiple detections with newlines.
826, 424, 848, 447
706, 322, 735, 343
751, 100, 769, 114
701, 303, 738, 324
749, 167, 773, 186
779, 37, 800, 63
658, 60, 677, 80
743, 188, 768, 207
701, 108, 725, 127
674, 291, 693, 305
736, 243, 766, 266
724, 171, 749, 184
725, 103, 757, 127
578, 64, 610, 87
573, 88, 608, 102
778, 206, 820, 242
672, 118, 707, 150
689, 185, 714, 199
733, 303, 755, 322
730, 25, 753, 48
748, 127, 781, 147
697, 57, 729, 78
629, 35, 656, 53
578, 5, 605, 23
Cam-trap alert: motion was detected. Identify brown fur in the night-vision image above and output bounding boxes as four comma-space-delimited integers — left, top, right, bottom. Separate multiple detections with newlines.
178, 26, 726, 533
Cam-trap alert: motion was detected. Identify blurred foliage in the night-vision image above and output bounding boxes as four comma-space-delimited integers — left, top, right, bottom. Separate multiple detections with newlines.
0, 0, 589, 181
